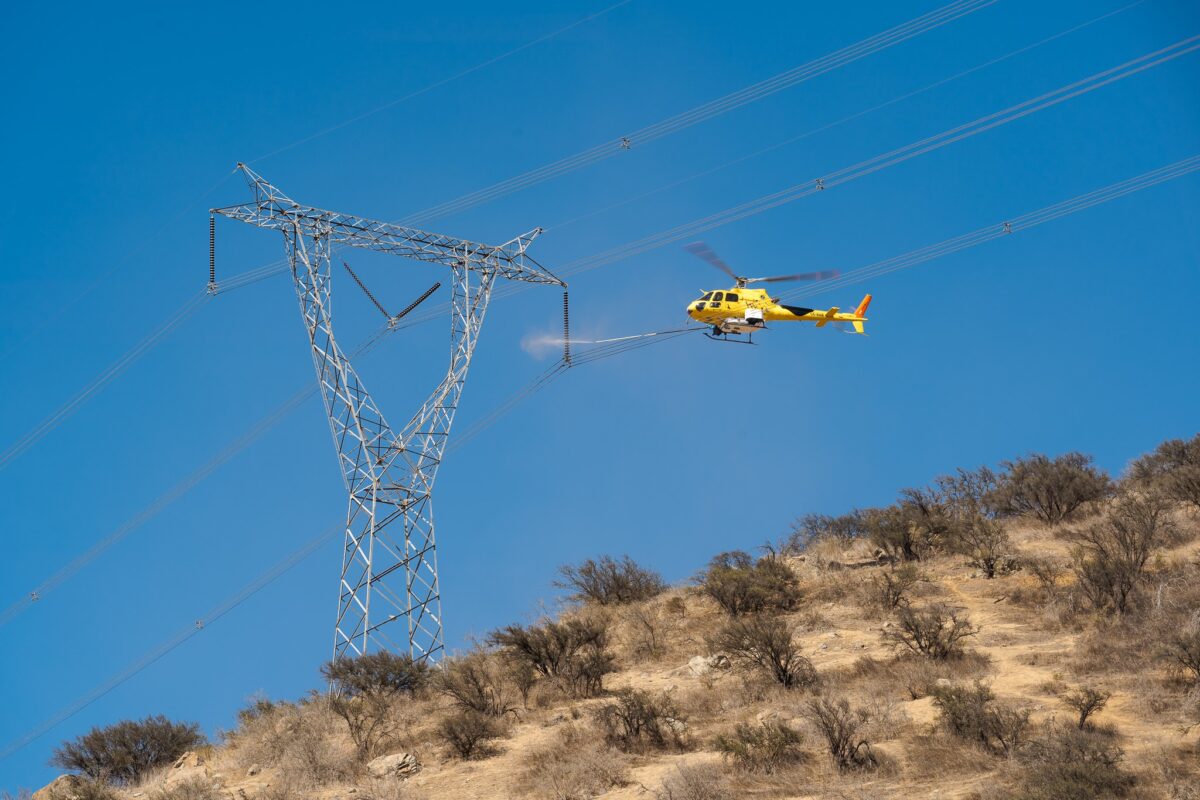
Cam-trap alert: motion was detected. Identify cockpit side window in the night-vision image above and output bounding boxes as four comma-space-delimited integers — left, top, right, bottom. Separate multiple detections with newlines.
726, 293, 739, 303
712, 292, 724, 302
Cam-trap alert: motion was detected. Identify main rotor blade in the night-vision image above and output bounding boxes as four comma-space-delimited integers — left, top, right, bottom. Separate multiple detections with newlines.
683, 241, 738, 280
748, 270, 839, 284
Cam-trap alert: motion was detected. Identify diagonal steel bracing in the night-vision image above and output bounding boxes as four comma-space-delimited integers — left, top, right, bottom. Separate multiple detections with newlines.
212, 164, 563, 662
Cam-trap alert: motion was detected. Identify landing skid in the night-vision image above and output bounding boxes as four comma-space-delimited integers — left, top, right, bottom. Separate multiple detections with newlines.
705, 330, 757, 345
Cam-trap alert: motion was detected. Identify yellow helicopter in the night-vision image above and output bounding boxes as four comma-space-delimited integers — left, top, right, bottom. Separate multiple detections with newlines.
683, 241, 871, 342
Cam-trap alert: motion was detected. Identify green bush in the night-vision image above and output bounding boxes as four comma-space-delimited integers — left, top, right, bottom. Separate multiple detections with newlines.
699, 551, 799, 615
49, 716, 205, 785
714, 720, 805, 773
990, 452, 1111, 525
555, 555, 666, 605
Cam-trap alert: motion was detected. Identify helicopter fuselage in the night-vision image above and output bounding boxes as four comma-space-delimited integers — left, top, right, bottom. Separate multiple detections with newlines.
686, 287, 870, 334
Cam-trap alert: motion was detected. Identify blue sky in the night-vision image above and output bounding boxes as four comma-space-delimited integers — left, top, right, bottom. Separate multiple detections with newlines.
1, 0, 1198, 789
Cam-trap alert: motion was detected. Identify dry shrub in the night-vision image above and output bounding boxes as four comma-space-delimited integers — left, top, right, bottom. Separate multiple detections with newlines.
803, 696, 877, 772
149, 779, 223, 800
556, 555, 666, 606
838, 652, 991, 700
1127, 433, 1200, 511
518, 724, 630, 800
439, 710, 504, 760
40, 780, 119, 800
615, 599, 681, 662
862, 504, 933, 563
714, 720, 805, 773
654, 763, 733, 800
1071, 491, 1174, 615
1008, 723, 1135, 800
860, 564, 924, 612
948, 517, 1014, 578
931, 681, 1030, 755
785, 512, 867, 556
699, 551, 800, 615
226, 697, 356, 786
437, 648, 517, 717
1060, 685, 1111, 729
491, 617, 615, 699
991, 452, 1112, 525
883, 604, 978, 660
592, 689, 686, 753
1164, 625, 1200, 684
707, 615, 817, 689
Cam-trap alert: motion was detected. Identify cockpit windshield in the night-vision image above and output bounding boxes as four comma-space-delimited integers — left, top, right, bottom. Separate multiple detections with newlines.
701, 292, 713, 301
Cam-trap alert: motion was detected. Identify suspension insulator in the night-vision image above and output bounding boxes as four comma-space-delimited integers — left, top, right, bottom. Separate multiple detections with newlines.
562, 290, 571, 366
208, 215, 217, 294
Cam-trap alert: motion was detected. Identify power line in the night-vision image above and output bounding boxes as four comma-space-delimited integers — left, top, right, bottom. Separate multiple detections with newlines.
246, 0, 636, 165
6, 152, 1195, 763
397, 0, 998, 227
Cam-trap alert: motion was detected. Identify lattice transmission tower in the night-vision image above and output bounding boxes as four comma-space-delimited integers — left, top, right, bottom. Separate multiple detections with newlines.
211, 165, 564, 663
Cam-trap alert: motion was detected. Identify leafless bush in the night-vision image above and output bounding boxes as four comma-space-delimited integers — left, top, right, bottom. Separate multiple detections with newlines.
321, 651, 428, 697
883, 604, 978, 660
619, 601, 673, 661
707, 616, 816, 689
947, 517, 1013, 578
518, 724, 630, 800
784, 512, 866, 555
228, 698, 355, 785
1128, 433, 1200, 511
149, 779, 223, 800
556, 555, 666, 606
699, 551, 799, 615
50, 716, 205, 785
592, 689, 685, 753
936, 466, 1001, 519
931, 681, 1030, 755
654, 764, 733, 800
803, 696, 877, 772
898, 486, 955, 551
439, 710, 504, 760
1071, 491, 1174, 615
991, 452, 1111, 525
862, 505, 932, 563
1060, 686, 1111, 729
1010, 722, 1135, 800
861, 564, 924, 611
321, 651, 428, 760
491, 617, 615, 698
437, 648, 517, 717
714, 720, 805, 773
1163, 625, 1200, 684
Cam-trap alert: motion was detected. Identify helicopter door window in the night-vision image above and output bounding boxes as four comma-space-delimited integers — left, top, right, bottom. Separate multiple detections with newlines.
726, 293, 739, 303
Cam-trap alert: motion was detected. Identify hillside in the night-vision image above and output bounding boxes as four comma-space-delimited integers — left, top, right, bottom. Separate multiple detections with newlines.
27, 442, 1200, 800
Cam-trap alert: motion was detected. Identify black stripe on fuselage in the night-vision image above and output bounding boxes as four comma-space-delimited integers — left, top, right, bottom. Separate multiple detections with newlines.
781, 304, 813, 316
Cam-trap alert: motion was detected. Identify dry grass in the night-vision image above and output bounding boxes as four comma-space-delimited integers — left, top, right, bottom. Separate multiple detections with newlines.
515, 724, 631, 800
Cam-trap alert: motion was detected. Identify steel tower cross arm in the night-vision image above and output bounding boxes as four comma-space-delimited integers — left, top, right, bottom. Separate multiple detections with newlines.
211, 164, 565, 286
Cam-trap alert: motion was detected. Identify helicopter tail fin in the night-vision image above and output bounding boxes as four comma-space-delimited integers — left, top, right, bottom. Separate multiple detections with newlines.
854, 294, 872, 318
850, 294, 871, 335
